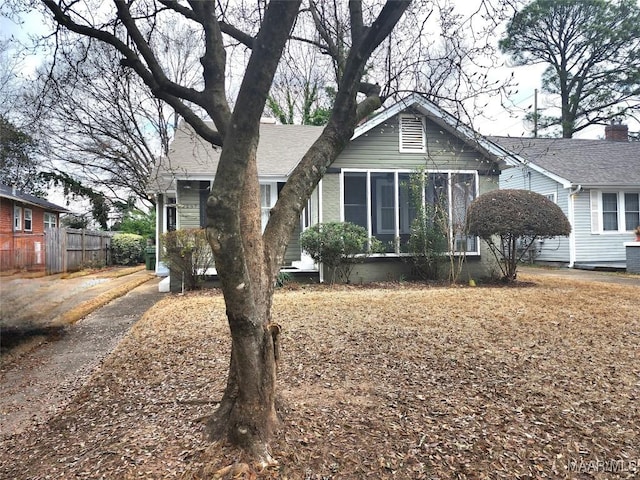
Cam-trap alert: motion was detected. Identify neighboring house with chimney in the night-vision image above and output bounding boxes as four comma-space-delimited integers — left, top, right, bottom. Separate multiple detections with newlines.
0, 183, 69, 272
493, 123, 640, 269
150, 93, 521, 287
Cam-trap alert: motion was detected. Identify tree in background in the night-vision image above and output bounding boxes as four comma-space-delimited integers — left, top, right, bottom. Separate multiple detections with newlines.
0, 115, 47, 196
113, 208, 155, 240
23, 32, 200, 207
466, 189, 571, 281
500, 0, 640, 138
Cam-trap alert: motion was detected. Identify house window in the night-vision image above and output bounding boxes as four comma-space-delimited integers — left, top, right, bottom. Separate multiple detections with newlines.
14, 206, 22, 231
601, 193, 618, 231
44, 212, 57, 228
342, 170, 478, 254
399, 115, 426, 153
24, 208, 32, 231
624, 193, 639, 231
592, 191, 640, 233
166, 197, 177, 232
544, 192, 557, 203
260, 183, 277, 232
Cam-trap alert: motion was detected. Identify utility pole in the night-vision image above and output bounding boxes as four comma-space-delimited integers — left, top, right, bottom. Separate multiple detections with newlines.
533, 88, 538, 138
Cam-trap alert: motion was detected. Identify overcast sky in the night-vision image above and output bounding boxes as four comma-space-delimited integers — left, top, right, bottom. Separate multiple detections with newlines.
0, 4, 632, 140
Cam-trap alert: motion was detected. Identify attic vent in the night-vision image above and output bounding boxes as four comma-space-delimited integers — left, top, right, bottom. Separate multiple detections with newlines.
399, 115, 426, 153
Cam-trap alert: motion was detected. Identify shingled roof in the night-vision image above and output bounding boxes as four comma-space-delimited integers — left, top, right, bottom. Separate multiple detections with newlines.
0, 183, 68, 212
489, 136, 640, 187
150, 122, 323, 192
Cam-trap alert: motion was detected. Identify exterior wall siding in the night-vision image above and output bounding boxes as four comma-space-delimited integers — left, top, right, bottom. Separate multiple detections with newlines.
573, 190, 627, 263
173, 180, 308, 267
321, 173, 341, 223
177, 183, 202, 229
317, 113, 504, 282
500, 166, 571, 263
333, 115, 490, 171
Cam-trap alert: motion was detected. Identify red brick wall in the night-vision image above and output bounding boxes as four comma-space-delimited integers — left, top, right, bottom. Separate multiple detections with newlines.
0, 199, 55, 234
0, 197, 13, 234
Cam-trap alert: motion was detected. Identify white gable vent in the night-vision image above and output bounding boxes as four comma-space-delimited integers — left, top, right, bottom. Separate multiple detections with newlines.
399, 114, 426, 153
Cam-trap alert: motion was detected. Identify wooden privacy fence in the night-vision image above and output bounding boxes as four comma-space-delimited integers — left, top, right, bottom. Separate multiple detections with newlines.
45, 228, 113, 274
0, 233, 46, 272
0, 228, 113, 274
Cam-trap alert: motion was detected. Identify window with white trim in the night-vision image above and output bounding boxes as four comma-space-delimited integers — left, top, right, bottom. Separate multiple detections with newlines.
14, 206, 22, 231
625, 193, 640, 231
44, 212, 57, 228
544, 192, 557, 203
260, 183, 278, 232
399, 115, 426, 153
342, 170, 478, 254
591, 190, 640, 232
24, 208, 32, 231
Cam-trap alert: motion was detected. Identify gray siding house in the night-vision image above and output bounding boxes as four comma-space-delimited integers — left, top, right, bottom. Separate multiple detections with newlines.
150, 94, 519, 284
494, 131, 640, 269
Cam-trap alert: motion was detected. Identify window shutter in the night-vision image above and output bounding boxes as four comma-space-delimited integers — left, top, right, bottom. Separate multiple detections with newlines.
399, 115, 425, 152
590, 189, 601, 233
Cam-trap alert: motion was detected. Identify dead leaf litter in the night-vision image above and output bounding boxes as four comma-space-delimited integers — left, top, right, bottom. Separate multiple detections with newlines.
1, 273, 638, 479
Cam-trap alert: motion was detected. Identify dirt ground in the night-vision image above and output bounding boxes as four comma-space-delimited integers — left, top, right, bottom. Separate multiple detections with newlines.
0, 266, 151, 332
0, 269, 638, 479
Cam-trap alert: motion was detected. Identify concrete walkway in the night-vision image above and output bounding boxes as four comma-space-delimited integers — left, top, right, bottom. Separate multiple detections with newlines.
519, 265, 640, 287
0, 275, 164, 438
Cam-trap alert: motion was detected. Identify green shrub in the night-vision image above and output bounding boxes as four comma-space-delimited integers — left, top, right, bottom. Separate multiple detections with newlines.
111, 233, 146, 265
161, 229, 214, 290
300, 222, 383, 284
466, 189, 571, 281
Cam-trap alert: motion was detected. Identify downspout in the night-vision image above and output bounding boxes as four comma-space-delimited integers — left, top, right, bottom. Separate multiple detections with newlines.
568, 184, 582, 268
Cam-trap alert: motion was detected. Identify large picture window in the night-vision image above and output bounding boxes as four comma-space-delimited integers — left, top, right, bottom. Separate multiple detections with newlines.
342, 170, 478, 254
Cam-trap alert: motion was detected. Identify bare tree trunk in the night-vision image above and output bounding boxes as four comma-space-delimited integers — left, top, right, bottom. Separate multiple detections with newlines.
206, 309, 280, 464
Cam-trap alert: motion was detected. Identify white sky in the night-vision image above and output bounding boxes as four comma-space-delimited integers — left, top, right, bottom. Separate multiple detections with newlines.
0, 2, 635, 142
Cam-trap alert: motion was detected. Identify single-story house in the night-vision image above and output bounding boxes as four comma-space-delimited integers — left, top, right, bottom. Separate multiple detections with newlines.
493, 124, 640, 269
150, 93, 522, 286
0, 183, 69, 272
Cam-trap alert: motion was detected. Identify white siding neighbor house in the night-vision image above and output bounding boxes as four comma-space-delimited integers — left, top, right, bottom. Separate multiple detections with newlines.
494, 126, 640, 269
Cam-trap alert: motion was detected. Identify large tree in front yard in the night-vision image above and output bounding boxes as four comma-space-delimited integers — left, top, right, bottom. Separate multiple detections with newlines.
41, 0, 410, 464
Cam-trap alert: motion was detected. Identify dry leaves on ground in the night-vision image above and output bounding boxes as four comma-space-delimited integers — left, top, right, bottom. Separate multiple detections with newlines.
1, 273, 638, 479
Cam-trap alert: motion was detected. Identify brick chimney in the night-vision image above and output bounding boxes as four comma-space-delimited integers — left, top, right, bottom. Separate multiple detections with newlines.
605, 119, 629, 141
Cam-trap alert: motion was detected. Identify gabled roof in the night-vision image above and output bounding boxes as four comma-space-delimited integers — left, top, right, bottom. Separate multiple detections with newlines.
0, 183, 69, 212
150, 94, 522, 193
353, 92, 520, 169
489, 136, 640, 188
151, 122, 323, 192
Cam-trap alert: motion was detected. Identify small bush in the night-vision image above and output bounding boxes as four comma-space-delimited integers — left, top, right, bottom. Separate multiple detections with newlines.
161, 229, 214, 290
300, 222, 383, 284
467, 189, 571, 280
111, 233, 145, 265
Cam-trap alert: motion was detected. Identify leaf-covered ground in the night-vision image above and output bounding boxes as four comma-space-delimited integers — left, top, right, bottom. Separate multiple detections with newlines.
1, 273, 639, 479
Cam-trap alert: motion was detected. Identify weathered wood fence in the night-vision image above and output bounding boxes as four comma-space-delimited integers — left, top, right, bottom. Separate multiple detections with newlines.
45, 228, 113, 274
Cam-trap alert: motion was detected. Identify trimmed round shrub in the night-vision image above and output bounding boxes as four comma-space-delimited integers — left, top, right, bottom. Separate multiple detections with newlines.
467, 189, 571, 280
111, 233, 146, 266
